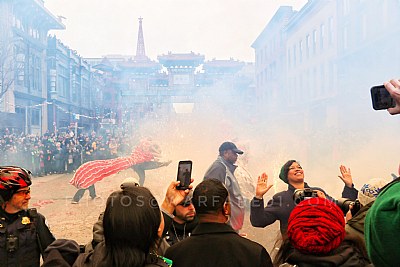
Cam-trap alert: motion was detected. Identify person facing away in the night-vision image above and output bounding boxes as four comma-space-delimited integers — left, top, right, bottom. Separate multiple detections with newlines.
345, 177, 388, 242
273, 197, 372, 267
73, 186, 173, 267
250, 160, 358, 234
0, 166, 55, 267
203, 141, 245, 231
86, 177, 186, 254
365, 177, 400, 267
165, 179, 273, 267
165, 190, 198, 246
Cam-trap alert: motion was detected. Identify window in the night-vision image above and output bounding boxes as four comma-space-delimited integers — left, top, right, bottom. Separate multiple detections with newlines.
30, 55, 41, 92
328, 17, 334, 45
57, 65, 69, 97
31, 109, 40, 126
343, 0, 350, 15
343, 25, 348, 50
312, 30, 317, 55
306, 34, 310, 59
293, 44, 297, 66
320, 23, 325, 49
299, 40, 303, 63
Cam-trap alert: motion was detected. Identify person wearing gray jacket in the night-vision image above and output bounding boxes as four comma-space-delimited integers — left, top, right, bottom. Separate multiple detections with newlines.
204, 141, 245, 231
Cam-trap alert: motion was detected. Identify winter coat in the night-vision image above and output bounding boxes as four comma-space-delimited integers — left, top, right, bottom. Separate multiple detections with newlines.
251, 183, 358, 234
0, 208, 55, 267
204, 156, 245, 231
280, 236, 372, 267
165, 222, 273, 267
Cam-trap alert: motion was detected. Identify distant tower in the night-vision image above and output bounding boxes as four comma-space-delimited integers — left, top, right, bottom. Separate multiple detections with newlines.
135, 17, 146, 61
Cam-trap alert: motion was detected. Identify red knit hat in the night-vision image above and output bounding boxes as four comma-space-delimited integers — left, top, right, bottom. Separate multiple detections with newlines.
287, 197, 345, 255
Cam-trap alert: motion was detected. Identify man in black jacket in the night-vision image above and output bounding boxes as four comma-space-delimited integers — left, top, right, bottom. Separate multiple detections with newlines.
165, 179, 273, 267
165, 191, 198, 246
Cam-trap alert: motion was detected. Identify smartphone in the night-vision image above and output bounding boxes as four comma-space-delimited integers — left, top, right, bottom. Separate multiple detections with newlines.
371, 85, 395, 110
176, 160, 192, 190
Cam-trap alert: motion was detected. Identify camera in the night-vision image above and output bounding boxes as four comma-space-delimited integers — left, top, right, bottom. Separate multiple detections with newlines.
293, 188, 318, 204
335, 198, 361, 216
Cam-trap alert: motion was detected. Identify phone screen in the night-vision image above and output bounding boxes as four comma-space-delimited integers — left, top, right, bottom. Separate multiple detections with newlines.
371, 85, 396, 110
177, 160, 192, 190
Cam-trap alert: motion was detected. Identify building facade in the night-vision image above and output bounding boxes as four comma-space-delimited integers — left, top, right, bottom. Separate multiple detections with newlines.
252, 0, 400, 165
0, 0, 64, 134
47, 36, 94, 133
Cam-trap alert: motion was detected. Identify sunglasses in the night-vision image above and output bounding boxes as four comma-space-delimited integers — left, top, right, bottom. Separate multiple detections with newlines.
15, 188, 31, 196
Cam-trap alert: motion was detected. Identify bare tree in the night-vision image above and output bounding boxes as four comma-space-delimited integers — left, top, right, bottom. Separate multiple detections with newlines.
0, 39, 23, 102
0, 2, 24, 108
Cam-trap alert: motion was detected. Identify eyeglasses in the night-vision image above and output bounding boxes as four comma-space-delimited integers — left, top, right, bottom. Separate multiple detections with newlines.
15, 188, 31, 196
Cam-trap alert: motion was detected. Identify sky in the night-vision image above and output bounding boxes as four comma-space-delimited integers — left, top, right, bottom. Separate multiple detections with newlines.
44, 0, 307, 62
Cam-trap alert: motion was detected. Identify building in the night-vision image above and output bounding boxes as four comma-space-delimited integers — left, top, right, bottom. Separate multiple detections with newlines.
0, 0, 64, 134
252, 0, 400, 167
252, 6, 295, 112
47, 36, 94, 133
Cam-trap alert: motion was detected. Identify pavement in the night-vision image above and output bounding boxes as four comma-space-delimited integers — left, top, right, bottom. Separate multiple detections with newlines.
29, 169, 279, 253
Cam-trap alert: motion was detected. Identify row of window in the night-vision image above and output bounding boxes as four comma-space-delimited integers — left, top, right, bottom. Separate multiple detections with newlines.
288, 17, 334, 69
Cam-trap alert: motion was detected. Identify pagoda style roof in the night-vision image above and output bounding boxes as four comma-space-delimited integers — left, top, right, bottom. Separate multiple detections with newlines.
93, 57, 114, 72
158, 52, 205, 68
119, 59, 160, 70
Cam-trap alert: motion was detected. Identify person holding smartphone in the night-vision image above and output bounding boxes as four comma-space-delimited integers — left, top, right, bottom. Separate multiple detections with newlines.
165, 179, 273, 267
383, 78, 400, 115
165, 191, 198, 246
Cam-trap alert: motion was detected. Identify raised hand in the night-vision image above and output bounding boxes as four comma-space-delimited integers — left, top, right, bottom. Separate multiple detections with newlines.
384, 79, 400, 115
255, 172, 273, 199
338, 165, 353, 188
162, 179, 194, 215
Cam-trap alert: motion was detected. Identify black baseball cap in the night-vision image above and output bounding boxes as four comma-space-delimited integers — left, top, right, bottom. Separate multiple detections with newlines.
218, 141, 243, 154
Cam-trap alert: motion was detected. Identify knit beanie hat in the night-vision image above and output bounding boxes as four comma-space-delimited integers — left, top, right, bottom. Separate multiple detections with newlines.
357, 178, 388, 206
287, 197, 345, 255
279, 160, 296, 184
365, 179, 400, 267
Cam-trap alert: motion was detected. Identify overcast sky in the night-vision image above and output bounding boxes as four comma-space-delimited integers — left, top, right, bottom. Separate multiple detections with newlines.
45, 0, 307, 62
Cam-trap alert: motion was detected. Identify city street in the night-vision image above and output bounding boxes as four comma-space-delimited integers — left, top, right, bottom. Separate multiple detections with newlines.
29, 169, 279, 252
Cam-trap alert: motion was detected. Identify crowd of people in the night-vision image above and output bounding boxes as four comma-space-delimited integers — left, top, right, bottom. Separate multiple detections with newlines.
0, 129, 135, 176
0, 79, 399, 266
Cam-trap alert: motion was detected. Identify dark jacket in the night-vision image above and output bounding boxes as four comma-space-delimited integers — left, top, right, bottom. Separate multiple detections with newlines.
43, 239, 171, 267
0, 208, 55, 267
165, 216, 199, 246
280, 236, 372, 267
250, 183, 357, 234
165, 222, 273, 267
345, 201, 374, 242
74, 242, 170, 267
